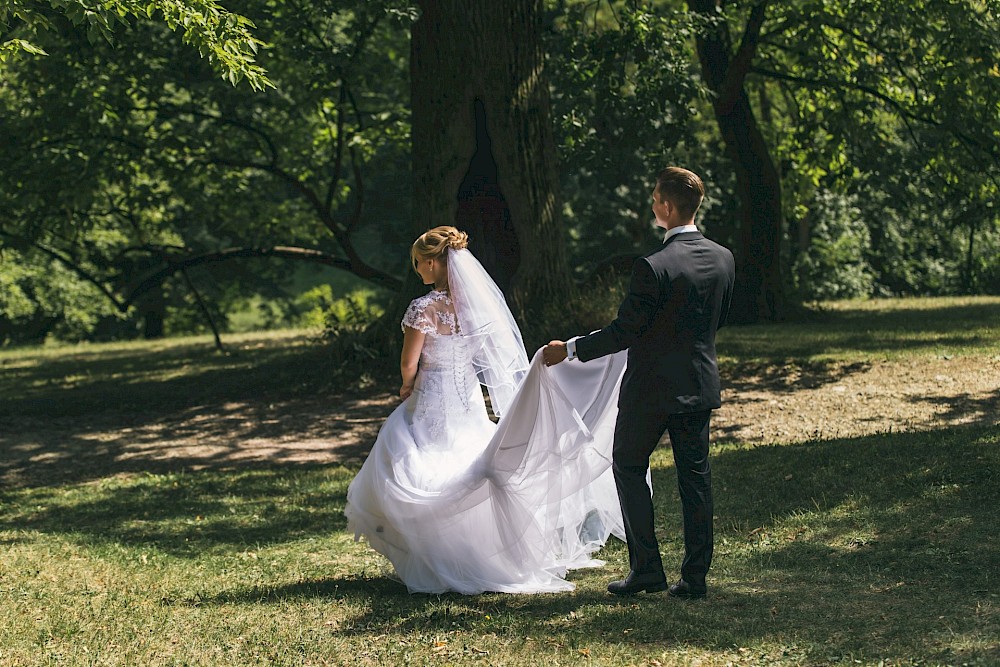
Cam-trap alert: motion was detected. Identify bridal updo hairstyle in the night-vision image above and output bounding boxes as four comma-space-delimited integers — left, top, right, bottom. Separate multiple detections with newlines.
411, 226, 469, 272
656, 166, 705, 220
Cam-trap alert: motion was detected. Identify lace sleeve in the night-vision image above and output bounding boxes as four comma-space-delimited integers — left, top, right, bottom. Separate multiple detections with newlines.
401, 297, 436, 335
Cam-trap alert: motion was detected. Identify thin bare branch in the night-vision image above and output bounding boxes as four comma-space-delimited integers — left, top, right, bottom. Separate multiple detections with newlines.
123, 246, 402, 308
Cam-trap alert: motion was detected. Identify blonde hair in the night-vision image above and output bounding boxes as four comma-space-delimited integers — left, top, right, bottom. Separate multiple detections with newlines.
411, 226, 469, 272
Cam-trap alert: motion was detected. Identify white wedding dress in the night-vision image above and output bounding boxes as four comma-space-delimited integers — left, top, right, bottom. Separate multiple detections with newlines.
344, 288, 628, 595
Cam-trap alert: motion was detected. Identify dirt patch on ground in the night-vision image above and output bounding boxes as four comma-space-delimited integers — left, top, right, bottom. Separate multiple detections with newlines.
0, 392, 397, 488
2, 355, 998, 488
716, 354, 1000, 444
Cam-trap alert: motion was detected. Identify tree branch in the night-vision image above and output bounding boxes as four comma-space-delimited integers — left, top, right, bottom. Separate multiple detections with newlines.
123, 246, 402, 308
345, 146, 366, 236
203, 156, 340, 232
717, 1, 769, 114
751, 66, 1000, 162
145, 102, 281, 165
0, 231, 128, 313
180, 267, 225, 352
323, 85, 349, 216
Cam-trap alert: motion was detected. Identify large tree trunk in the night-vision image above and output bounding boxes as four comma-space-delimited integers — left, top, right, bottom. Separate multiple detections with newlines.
688, 0, 784, 322
410, 0, 569, 319
140, 286, 166, 339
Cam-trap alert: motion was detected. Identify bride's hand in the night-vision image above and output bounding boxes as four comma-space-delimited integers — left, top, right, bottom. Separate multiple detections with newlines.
400, 383, 414, 400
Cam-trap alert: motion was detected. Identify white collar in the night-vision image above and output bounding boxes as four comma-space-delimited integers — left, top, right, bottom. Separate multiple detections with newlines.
664, 224, 699, 241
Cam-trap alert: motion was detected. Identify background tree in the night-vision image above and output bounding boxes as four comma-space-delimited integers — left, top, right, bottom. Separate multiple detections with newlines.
410, 0, 570, 321
547, 0, 999, 320
2, 0, 998, 345
0, 1, 414, 343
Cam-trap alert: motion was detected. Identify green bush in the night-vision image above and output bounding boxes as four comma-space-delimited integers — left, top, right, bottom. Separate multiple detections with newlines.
792, 191, 876, 301
294, 285, 386, 331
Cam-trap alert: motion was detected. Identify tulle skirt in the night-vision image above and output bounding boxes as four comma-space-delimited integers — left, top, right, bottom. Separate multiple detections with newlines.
344, 350, 628, 594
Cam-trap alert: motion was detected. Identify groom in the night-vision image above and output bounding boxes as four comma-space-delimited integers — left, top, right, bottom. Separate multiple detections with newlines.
543, 167, 735, 599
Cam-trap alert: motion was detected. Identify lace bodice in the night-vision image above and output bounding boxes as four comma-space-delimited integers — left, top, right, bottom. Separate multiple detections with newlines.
402, 290, 460, 337
401, 290, 483, 440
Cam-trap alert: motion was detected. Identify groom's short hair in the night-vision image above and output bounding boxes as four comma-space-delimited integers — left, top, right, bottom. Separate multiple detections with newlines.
656, 167, 704, 220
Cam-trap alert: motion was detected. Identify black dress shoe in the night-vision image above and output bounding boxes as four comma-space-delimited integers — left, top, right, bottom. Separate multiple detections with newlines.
607, 572, 668, 596
667, 579, 706, 599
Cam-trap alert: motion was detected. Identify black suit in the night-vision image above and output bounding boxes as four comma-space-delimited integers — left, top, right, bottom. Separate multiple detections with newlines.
575, 230, 735, 587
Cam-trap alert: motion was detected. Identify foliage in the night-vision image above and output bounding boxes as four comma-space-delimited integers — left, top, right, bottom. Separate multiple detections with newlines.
0, 0, 414, 342
0, 0, 271, 89
748, 0, 1000, 296
0, 247, 131, 344
2, 0, 1000, 341
548, 0, 999, 306
295, 285, 387, 330
790, 191, 874, 301
548, 2, 707, 275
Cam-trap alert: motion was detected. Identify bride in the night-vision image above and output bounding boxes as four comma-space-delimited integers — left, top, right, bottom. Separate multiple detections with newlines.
344, 226, 629, 594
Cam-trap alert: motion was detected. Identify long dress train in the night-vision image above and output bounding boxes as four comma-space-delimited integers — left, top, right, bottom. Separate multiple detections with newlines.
344, 290, 628, 594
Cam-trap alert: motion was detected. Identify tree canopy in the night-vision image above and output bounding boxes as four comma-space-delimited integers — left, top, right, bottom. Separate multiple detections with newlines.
1, 0, 271, 87
1, 0, 998, 344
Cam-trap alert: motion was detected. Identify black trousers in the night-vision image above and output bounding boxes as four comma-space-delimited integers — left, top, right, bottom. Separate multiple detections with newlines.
612, 408, 714, 587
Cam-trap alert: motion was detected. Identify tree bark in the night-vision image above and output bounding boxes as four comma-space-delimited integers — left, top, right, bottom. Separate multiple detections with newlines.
140, 286, 166, 339
410, 0, 569, 319
688, 0, 784, 322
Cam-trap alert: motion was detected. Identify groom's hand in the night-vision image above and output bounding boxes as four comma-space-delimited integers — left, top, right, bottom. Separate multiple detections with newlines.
543, 341, 568, 367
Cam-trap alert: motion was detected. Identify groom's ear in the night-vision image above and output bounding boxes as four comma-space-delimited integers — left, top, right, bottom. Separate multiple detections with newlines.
662, 197, 675, 217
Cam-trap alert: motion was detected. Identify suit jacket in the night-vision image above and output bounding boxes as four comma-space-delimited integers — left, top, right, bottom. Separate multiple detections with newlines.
575, 231, 736, 415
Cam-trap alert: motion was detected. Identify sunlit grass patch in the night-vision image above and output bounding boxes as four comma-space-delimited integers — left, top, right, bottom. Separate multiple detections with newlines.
1, 423, 997, 665
1, 298, 998, 665
718, 295, 1000, 362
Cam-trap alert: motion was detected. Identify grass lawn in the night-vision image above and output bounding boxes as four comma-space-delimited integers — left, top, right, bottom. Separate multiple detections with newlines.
1, 297, 998, 666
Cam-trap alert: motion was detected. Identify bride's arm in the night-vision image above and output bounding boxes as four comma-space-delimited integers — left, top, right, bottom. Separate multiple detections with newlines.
399, 326, 426, 400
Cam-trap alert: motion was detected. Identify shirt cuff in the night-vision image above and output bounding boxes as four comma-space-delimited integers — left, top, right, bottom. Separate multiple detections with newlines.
566, 336, 580, 361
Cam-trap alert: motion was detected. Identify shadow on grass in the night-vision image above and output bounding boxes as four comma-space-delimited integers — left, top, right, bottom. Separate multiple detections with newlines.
99, 421, 997, 662
3, 337, 313, 411
0, 466, 355, 556
0, 334, 391, 418
718, 299, 1000, 360
722, 359, 871, 395
2, 421, 996, 658
915, 387, 1000, 424
0, 336, 397, 489
0, 396, 388, 488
